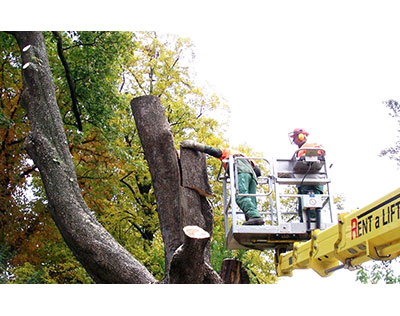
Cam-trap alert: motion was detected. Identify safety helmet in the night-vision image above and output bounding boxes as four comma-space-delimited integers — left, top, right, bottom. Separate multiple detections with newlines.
288, 128, 309, 144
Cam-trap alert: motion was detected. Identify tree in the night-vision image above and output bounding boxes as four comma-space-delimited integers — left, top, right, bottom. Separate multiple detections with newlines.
2, 31, 279, 283
0, 32, 55, 281
8, 31, 158, 283
356, 260, 400, 284
5, 31, 272, 284
355, 99, 400, 284
380, 99, 400, 166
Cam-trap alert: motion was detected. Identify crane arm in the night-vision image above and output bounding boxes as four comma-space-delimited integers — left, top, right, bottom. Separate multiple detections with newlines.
277, 187, 400, 277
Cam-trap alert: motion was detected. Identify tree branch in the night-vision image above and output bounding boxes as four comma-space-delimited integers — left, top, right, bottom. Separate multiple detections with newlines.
52, 31, 82, 131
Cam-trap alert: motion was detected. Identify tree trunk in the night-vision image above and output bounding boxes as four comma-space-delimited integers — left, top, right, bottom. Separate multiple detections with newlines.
10, 31, 156, 284
131, 96, 222, 283
169, 226, 210, 283
10, 31, 225, 284
220, 258, 250, 284
131, 96, 183, 276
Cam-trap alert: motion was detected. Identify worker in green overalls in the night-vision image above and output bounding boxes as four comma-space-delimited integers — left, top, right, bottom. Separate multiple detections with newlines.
180, 140, 264, 225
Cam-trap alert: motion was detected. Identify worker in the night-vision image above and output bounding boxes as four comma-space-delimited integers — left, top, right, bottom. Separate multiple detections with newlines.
180, 140, 264, 225
289, 128, 325, 229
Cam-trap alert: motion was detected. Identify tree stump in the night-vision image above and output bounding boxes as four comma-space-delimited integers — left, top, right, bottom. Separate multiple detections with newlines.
169, 226, 210, 283
220, 258, 250, 284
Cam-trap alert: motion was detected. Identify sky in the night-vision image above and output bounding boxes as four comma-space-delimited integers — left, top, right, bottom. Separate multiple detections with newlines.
176, 0, 400, 292
3, 0, 400, 312
183, 2, 400, 211
6, 1, 400, 210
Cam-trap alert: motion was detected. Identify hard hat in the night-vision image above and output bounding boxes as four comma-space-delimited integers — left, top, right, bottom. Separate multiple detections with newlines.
288, 128, 309, 144
289, 128, 309, 138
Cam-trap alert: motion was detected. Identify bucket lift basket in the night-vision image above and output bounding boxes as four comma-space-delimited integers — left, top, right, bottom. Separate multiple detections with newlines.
218, 149, 334, 252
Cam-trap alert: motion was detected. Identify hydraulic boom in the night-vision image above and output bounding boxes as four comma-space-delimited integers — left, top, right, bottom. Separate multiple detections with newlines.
277, 187, 400, 277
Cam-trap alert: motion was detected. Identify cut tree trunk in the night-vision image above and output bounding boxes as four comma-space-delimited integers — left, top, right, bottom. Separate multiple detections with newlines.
131, 96, 183, 275
131, 96, 221, 283
169, 226, 210, 283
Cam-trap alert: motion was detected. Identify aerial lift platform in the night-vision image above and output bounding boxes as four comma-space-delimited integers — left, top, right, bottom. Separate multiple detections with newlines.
218, 147, 334, 254
216, 146, 400, 278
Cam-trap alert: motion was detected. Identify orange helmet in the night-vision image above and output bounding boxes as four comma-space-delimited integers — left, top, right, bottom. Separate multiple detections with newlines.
289, 128, 309, 144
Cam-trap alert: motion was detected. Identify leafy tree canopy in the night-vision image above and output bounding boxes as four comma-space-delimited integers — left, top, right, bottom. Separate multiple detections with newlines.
0, 31, 277, 283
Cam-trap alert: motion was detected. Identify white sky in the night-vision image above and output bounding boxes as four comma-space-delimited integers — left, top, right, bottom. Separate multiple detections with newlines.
7, 1, 400, 210
4, 0, 400, 311
154, 0, 400, 302
183, 2, 400, 211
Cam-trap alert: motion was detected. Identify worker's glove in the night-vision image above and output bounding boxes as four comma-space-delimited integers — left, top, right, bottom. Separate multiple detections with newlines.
253, 165, 262, 177
180, 140, 205, 152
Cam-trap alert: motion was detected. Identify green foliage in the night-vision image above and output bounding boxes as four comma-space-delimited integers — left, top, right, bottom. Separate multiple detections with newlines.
242, 250, 278, 284
11, 262, 50, 284
0, 31, 279, 284
356, 260, 400, 284
380, 100, 400, 166
46, 31, 134, 130
0, 108, 11, 127
0, 245, 13, 283
0, 32, 42, 283
354, 99, 400, 284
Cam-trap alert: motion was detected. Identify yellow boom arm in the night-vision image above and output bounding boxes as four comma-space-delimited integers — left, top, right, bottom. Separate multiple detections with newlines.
277, 187, 400, 277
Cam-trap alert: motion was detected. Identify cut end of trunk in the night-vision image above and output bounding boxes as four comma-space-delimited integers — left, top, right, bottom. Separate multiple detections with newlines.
183, 225, 210, 239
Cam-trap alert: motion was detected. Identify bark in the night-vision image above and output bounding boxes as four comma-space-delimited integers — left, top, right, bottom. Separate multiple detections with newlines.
180, 149, 214, 264
169, 226, 210, 283
180, 187, 214, 264
131, 96, 183, 275
10, 31, 227, 284
11, 31, 156, 284
220, 258, 250, 284
180, 148, 213, 198
167, 225, 222, 283
131, 96, 221, 283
